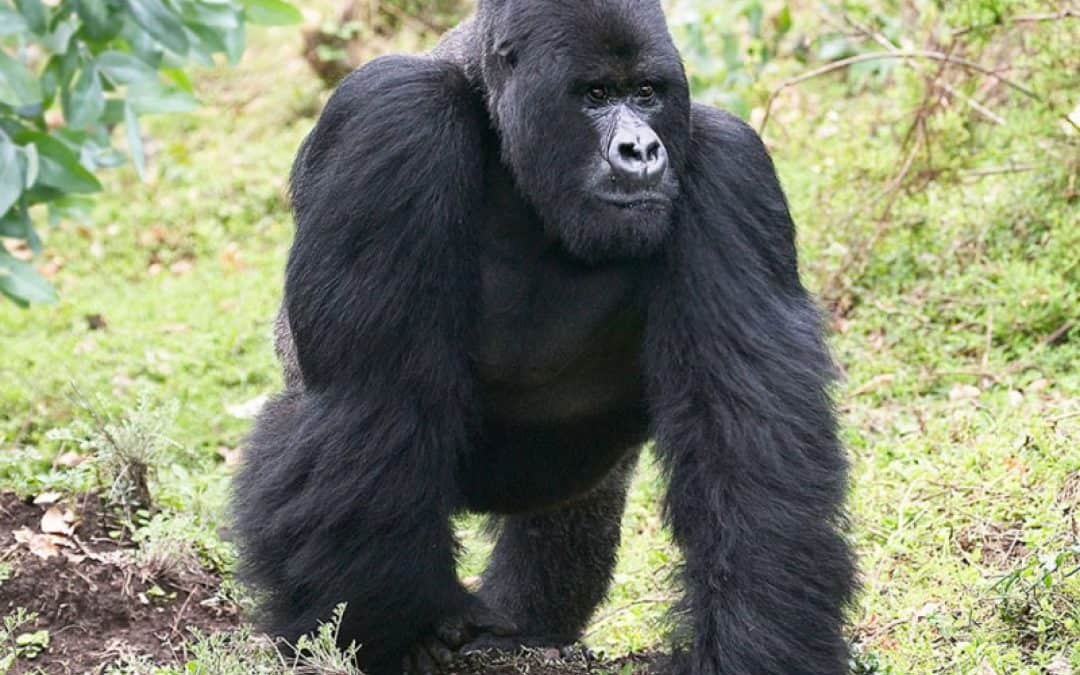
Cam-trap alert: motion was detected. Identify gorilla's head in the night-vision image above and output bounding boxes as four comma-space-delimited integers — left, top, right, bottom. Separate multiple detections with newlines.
478, 0, 691, 262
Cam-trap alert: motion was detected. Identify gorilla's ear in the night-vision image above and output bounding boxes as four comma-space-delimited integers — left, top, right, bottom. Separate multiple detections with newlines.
495, 38, 517, 68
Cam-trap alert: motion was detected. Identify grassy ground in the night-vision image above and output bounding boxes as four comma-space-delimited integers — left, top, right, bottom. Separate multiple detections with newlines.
1, 1, 1078, 673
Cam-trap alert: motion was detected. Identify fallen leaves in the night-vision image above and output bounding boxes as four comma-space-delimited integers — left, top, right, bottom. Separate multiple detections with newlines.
10, 498, 81, 560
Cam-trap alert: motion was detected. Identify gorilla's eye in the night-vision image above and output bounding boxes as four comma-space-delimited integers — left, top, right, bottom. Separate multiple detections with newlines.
587, 85, 610, 103
636, 84, 656, 101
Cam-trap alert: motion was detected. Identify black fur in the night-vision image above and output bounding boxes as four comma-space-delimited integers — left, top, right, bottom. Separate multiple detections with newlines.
233, 1, 855, 673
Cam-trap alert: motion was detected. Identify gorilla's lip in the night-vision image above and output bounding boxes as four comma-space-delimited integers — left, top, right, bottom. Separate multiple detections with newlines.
595, 193, 671, 210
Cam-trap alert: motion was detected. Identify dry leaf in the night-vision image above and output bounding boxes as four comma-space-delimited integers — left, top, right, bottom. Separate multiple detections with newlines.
227, 394, 269, 419
33, 491, 63, 505
949, 384, 981, 401
14, 527, 59, 559
217, 446, 243, 468
53, 452, 86, 468
41, 506, 76, 536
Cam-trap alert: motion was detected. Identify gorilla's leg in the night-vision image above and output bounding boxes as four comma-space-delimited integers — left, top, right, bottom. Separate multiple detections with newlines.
470, 449, 640, 648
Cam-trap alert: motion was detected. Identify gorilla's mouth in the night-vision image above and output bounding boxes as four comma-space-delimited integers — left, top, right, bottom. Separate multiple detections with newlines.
595, 193, 671, 211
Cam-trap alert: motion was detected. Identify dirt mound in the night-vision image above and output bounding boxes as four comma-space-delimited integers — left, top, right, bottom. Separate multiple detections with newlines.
0, 493, 238, 674
451, 649, 669, 675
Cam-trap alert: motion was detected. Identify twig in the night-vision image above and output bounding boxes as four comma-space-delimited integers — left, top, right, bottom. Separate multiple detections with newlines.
759, 50, 1039, 134
1000, 320, 1076, 376
821, 126, 924, 302
843, 13, 1007, 126
1009, 9, 1078, 24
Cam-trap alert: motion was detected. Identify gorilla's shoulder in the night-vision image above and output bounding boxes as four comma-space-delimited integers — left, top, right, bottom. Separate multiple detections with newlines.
689, 103, 769, 160
331, 55, 479, 115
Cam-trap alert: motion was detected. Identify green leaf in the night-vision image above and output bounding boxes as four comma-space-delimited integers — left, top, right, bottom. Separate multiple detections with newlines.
42, 16, 79, 53
63, 64, 106, 129
241, 0, 301, 26
0, 51, 44, 108
0, 133, 22, 218
187, 1, 242, 30
161, 67, 194, 93
123, 102, 146, 180
20, 143, 39, 189
223, 20, 245, 64
0, 205, 32, 239
774, 7, 793, 36
13, 131, 103, 194
0, 250, 57, 306
97, 50, 160, 85
0, 8, 29, 36
126, 81, 198, 114
125, 0, 190, 55
76, 0, 119, 42
15, 0, 48, 35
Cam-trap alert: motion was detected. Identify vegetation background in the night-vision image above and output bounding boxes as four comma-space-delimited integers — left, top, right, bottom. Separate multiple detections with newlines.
0, 0, 1077, 673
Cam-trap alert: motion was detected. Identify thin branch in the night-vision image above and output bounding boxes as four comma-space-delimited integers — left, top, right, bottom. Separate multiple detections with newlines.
759, 50, 1039, 134
1008, 9, 1078, 23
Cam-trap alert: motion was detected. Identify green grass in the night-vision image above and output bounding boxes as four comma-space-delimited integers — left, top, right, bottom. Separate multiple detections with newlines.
1, 3, 1078, 673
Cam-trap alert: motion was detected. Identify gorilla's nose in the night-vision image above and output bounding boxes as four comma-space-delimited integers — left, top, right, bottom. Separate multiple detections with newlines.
608, 126, 668, 188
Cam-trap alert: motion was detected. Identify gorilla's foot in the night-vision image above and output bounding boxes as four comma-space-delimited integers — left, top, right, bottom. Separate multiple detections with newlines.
403, 595, 517, 675
459, 634, 580, 655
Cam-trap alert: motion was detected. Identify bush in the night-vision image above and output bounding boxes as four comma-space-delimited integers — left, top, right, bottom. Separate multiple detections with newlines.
0, 0, 300, 306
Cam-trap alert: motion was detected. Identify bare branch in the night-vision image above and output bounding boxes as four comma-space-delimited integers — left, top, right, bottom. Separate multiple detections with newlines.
759, 50, 1040, 134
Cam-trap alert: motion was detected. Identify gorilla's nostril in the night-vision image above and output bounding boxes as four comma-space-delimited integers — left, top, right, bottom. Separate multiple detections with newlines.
619, 142, 643, 162
645, 141, 661, 162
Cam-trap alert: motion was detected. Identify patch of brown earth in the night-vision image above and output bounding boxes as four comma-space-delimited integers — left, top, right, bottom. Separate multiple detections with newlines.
955, 520, 1027, 570
451, 649, 669, 675
0, 493, 239, 674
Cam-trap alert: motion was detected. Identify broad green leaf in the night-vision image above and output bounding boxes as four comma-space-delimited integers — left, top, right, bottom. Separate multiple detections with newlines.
0, 250, 57, 306
42, 16, 79, 53
187, 1, 242, 30
76, 0, 119, 42
97, 50, 160, 85
0, 206, 32, 239
184, 26, 223, 66
241, 0, 301, 26
14, 131, 103, 194
123, 102, 146, 180
0, 133, 21, 218
0, 8, 29, 36
126, 81, 197, 114
41, 50, 80, 107
774, 6, 793, 36
0, 51, 44, 108
15, 0, 48, 35
161, 67, 194, 93
20, 143, 39, 188
223, 20, 245, 64
125, 0, 190, 55
63, 64, 106, 129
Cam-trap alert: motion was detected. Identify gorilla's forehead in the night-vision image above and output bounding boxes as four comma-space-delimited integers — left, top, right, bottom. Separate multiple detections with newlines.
508, 0, 679, 75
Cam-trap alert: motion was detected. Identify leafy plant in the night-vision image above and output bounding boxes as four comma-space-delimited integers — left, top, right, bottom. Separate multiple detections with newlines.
0, 0, 300, 306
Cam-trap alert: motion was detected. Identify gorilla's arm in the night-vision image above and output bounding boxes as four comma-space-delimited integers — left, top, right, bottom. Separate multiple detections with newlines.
645, 106, 855, 675
233, 56, 487, 673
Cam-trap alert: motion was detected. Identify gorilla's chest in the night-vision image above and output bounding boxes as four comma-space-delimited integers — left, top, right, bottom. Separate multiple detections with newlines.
471, 244, 648, 424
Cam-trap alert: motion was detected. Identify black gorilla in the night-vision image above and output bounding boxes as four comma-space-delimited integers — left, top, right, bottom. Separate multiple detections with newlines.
233, 1, 855, 673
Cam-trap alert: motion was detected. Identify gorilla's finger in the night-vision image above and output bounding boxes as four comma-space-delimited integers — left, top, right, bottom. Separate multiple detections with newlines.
407, 646, 438, 675
459, 635, 524, 655
423, 636, 455, 667
467, 604, 518, 636
434, 615, 468, 648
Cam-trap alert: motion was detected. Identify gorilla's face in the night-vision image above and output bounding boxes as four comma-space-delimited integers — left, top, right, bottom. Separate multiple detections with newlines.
485, 0, 691, 262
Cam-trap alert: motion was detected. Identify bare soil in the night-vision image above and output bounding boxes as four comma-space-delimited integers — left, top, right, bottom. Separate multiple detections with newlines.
1, 493, 668, 674
0, 493, 238, 674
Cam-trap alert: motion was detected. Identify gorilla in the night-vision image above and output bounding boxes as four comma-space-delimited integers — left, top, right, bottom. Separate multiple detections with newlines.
233, 1, 856, 673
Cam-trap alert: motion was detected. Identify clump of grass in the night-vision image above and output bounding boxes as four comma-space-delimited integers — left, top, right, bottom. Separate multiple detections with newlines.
46, 393, 178, 515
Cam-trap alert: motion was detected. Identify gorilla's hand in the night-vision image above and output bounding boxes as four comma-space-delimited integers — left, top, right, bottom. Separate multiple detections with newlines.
404, 594, 517, 674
